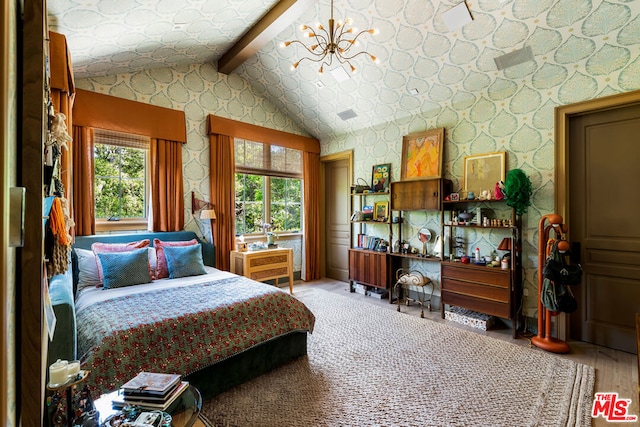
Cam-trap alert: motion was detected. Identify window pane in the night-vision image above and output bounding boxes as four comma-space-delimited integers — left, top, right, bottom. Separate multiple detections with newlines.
235, 174, 264, 234
270, 177, 301, 232
94, 144, 146, 219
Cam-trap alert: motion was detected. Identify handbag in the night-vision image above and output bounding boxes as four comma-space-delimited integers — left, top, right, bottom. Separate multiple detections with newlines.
540, 240, 580, 313
352, 178, 372, 194
541, 277, 577, 314
542, 241, 583, 286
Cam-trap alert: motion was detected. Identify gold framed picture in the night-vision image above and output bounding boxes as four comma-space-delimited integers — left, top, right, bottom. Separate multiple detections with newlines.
400, 127, 445, 181
463, 151, 506, 195
373, 201, 389, 222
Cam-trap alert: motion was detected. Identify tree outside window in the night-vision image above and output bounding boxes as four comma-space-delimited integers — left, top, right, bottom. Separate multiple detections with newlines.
235, 174, 301, 235
234, 138, 303, 236
93, 129, 149, 223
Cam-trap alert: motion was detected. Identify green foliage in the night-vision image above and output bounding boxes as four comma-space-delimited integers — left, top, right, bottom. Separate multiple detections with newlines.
235, 173, 302, 235
504, 169, 532, 216
94, 144, 146, 219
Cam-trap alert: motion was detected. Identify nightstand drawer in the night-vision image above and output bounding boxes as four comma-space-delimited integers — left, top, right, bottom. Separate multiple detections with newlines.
230, 248, 294, 294
249, 254, 288, 268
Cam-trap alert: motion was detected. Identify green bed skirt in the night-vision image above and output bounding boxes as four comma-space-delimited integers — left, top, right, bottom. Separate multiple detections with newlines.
185, 331, 308, 401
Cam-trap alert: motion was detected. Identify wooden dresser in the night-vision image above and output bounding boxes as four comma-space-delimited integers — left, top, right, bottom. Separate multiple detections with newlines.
440, 261, 516, 336
230, 248, 294, 294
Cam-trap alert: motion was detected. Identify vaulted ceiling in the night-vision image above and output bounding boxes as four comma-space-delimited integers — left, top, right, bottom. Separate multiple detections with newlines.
47, 0, 640, 140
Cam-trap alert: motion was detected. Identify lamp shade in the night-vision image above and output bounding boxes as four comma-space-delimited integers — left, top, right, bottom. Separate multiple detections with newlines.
200, 209, 216, 220
497, 237, 511, 251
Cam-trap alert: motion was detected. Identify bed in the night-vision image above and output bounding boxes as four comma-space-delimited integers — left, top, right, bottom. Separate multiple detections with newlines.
48, 231, 315, 400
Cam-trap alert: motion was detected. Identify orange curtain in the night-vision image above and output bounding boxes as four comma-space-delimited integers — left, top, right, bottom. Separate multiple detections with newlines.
303, 151, 321, 280
49, 31, 76, 234
150, 138, 184, 231
207, 114, 321, 278
72, 126, 95, 236
209, 134, 235, 271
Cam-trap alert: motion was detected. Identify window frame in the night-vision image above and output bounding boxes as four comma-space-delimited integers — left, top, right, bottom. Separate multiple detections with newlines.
234, 139, 303, 237
93, 131, 151, 232
235, 173, 302, 236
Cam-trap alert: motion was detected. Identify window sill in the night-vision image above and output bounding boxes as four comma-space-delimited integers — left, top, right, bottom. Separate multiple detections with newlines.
95, 219, 149, 233
238, 232, 302, 243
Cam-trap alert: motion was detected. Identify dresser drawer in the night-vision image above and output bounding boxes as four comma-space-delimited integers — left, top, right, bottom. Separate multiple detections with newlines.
441, 291, 511, 318
441, 277, 510, 304
441, 263, 509, 288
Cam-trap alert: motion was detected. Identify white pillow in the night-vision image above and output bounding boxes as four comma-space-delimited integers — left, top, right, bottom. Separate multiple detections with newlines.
76, 247, 158, 290
75, 248, 101, 290
148, 247, 157, 277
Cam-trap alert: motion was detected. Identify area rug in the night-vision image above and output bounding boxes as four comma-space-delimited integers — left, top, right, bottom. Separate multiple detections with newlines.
201, 288, 594, 427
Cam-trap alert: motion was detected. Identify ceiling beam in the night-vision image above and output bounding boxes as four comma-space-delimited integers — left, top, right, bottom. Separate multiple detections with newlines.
217, 0, 317, 75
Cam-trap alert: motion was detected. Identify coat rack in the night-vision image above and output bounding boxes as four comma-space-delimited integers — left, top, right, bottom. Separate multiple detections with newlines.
531, 213, 571, 353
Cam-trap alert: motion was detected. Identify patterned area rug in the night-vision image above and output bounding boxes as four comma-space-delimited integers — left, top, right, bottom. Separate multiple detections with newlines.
201, 288, 594, 427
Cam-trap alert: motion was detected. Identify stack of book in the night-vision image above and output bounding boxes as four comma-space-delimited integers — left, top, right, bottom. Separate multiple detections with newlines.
113, 372, 189, 411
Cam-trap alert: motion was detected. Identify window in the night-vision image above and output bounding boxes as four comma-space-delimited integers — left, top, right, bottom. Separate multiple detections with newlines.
93, 129, 150, 229
234, 139, 302, 235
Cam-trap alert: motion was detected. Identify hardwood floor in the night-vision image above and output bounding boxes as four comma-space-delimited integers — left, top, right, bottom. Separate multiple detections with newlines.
292, 279, 639, 427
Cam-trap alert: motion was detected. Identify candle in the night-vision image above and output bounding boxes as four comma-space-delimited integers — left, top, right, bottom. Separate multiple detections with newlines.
49, 359, 68, 385
67, 360, 81, 378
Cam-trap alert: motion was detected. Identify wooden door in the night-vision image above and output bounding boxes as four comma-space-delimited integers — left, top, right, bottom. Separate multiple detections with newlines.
324, 157, 350, 282
568, 103, 640, 354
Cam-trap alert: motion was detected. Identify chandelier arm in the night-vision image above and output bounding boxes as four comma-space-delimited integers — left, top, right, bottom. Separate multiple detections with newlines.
286, 39, 329, 57
335, 49, 375, 62
298, 54, 332, 65
337, 29, 374, 53
311, 29, 330, 50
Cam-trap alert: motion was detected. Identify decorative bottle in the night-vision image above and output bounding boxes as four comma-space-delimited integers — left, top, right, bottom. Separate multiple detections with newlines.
474, 247, 480, 262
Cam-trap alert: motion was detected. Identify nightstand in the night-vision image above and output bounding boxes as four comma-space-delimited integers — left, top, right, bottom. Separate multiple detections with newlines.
230, 248, 294, 294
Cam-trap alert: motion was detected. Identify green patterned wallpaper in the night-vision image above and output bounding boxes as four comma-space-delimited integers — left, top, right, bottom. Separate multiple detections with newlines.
321, 2, 640, 319
76, 63, 307, 271
75, 0, 640, 321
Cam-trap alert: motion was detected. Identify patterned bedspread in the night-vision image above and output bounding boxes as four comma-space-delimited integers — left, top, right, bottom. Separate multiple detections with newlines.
76, 272, 315, 395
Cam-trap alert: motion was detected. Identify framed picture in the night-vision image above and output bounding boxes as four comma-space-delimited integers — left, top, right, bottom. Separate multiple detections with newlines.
400, 127, 445, 181
373, 201, 389, 221
450, 192, 460, 201
463, 151, 506, 195
371, 163, 391, 192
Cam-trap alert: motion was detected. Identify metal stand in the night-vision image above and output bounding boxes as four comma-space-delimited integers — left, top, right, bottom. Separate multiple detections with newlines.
531, 214, 570, 354
394, 269, 434, 318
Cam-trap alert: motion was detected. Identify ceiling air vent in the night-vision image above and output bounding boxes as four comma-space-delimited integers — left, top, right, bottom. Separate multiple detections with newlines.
494, 46, 534, 70
337, 109, 358, 121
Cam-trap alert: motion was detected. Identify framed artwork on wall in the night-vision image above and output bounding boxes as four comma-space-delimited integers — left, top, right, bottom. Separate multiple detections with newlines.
373, 201, 389, 222
463, 151, 506, 195
371, 163, 391, 192
400, 128, 445, 181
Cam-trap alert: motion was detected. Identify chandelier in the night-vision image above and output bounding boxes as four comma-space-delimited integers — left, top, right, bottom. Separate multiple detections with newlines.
281, 0, 378, 74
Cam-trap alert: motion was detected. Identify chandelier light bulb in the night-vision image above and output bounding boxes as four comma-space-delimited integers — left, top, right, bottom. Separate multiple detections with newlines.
349, 64, 357, 73
300, 24, 308, 31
